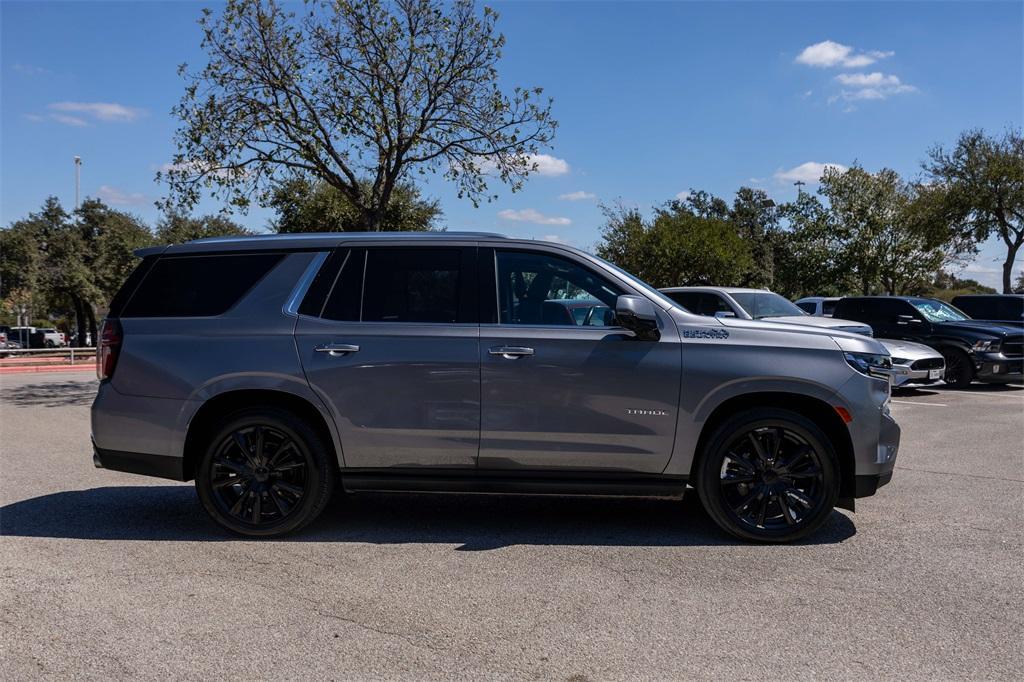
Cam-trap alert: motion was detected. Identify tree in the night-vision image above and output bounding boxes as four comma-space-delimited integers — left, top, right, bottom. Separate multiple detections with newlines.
927, 270, 996, 301
268, 176, 441, 233
1013, 272, 1024, 294
774, 192, 850, 298
729, 187, 780, 288
924, 128, 1024, 293
76, 199, 154, 321
596, 202, 753, 288
161, 0, 557, 229
818, 165, 950, 296
155, 211, 252, 244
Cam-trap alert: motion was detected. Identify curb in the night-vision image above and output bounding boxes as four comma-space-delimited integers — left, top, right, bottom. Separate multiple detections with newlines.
0, 365, 96, 375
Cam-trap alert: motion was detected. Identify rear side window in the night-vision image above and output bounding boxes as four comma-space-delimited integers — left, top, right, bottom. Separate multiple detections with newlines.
314, 247, 475, 323
822, 300, 837, 316
121, 253, 283, 318
796, 301, 816, 314
362, 249, 463, 323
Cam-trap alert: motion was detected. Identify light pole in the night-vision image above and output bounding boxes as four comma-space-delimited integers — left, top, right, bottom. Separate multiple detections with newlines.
74, 156, 82, 209
793, 180, 806, 197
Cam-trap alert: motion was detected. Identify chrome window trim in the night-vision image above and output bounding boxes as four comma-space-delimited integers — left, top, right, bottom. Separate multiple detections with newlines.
282, 251, 328, 317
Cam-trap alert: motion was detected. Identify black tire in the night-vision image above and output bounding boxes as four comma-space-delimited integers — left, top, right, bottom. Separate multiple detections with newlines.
195, 407, 335, 537
696, 408, 840, 543
940, 349, 973, 388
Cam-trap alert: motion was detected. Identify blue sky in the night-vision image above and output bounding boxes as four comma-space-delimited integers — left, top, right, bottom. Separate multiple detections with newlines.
2, 1, 1022, 288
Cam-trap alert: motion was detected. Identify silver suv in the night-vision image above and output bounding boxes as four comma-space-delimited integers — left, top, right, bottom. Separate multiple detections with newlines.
91, 233, 899, 542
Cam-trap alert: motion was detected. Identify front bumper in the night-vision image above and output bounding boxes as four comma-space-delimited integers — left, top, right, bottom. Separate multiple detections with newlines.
891, 365, 944, 387
974, 353, 1023, 383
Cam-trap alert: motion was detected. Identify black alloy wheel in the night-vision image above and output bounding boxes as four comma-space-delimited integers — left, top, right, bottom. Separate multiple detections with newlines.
718, 426, 825, 532
697, 408, 839, 543
941, 349, 973, 389
209, 424, 308, 526
196, 408, 334, 537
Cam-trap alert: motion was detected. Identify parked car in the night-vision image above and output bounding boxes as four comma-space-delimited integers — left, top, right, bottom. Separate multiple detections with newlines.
878, 339, 945, 388
795, 296, 842, 317
950, 294, 1023, 324
92, 233, 899, 543
8, 326, 45, 349
660, 287, 874, 337
33, 327, 67, 347
832, 296, 1023, 388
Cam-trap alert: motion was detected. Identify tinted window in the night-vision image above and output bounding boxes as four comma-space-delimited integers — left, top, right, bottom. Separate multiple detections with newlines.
361, 249, 463, 323
731, 292, 806, 318
495, 250, 622, 326
299, 249, 349, 317
796, 301, 817, 314
320, 249, 366, 321
822, 300, 837, 316
122, 253, 283, 318
665, 292, 732, 316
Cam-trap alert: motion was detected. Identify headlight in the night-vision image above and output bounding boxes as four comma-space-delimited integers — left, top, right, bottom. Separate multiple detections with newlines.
972, 339, 1000, 353
844, 352, 892, 380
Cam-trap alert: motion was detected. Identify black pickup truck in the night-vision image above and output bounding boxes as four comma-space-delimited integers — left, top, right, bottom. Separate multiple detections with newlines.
833, 296, 1023, 388
951, 294, 1024, 324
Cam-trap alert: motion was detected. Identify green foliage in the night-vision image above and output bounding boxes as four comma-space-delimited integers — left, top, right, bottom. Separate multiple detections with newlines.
1014, 272, 1024, 294
161, 0, 557, 230
0, 197, 155, 344
268, 176, 441, 233
596, 203, 753, 289
817, 165, 948, 296
155, 211, 252, 244
923, 128, 1024, 293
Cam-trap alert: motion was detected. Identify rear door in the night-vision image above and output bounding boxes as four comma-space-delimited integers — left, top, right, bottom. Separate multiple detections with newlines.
477, 246, 681, 473
295, 245, 480, 469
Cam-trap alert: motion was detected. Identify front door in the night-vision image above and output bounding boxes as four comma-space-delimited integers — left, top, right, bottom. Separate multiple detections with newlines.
478, 247, 681, 473
295, 246, 480, 469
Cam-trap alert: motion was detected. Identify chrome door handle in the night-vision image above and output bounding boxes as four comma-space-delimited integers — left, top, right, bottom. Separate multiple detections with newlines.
315, 343, 360, 356
488, 346, 534, 359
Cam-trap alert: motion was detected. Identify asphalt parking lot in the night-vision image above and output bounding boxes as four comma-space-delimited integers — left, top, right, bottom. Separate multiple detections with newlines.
1, 371, 1022, 680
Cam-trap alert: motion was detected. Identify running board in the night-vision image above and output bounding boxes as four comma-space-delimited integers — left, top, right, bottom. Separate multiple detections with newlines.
340, 469, 688, 498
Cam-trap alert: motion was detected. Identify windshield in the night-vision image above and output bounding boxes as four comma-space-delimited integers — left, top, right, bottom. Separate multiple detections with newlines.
910, 298, 969, 323
730, 292, 807, 319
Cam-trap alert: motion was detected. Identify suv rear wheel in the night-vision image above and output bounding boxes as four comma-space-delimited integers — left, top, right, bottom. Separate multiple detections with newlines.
195, 408, 335, 537
696, 408, 839, 543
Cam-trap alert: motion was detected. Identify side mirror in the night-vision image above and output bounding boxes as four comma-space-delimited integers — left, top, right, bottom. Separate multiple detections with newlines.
615, 295, 660, 340
714, 310, 736, 319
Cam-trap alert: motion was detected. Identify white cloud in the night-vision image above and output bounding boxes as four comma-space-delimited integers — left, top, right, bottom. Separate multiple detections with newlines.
498, 208, 571, 226
47, 101, 143, 122
49, 113, 89, 127
23, 113, 46, 123
774, 162, 848, 184
831, 74, 918, 104
540, 234, 571, 245
795, 40, 894, 68
558, 190, 596, 201
528, 154, 570, 176
675, 190, 691, 201
13, 63, 52, 76
97, 185, 149, 206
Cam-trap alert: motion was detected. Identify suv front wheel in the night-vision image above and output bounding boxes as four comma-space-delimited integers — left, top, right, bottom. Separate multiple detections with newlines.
195, 408, 335, 537
696, 408, 840, 543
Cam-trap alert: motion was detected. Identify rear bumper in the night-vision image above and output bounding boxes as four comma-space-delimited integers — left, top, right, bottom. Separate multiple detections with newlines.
92, 442, 186, 481
854, 470, 894, 497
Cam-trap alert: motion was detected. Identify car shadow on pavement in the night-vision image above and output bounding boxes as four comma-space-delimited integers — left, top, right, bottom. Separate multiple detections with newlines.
0, 485, 856, 548
2, 381, 97, 408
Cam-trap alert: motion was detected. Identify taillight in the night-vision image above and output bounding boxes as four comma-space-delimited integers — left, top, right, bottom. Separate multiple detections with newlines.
97, 319, 122, 381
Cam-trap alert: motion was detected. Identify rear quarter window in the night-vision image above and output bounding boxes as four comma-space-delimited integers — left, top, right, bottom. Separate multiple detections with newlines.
121, 253, 284, 318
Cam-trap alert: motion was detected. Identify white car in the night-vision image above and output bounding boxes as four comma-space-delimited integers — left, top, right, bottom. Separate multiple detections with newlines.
879, 339, 945, 388
659, 287, 874, 337
795, 296, 842, 317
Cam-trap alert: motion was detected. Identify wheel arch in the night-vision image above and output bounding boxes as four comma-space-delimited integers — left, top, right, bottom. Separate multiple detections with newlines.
689, 392, 857, 504
181, 389, 340, 482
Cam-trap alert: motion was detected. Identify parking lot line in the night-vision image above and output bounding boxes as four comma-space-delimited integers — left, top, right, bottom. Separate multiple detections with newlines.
891, 399, 947, 406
